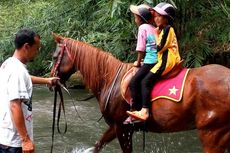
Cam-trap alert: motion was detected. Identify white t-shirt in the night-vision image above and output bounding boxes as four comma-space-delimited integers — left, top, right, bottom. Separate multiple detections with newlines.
0, 57, 33, 147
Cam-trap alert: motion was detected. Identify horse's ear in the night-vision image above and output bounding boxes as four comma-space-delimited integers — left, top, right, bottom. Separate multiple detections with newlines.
52, 32, 63, 43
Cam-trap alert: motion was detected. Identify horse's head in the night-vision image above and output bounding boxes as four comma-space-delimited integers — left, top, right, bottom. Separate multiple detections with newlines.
50, 33, 76, 83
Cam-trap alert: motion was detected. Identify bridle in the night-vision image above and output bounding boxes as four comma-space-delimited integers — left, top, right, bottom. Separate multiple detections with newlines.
50, 40, 74, 77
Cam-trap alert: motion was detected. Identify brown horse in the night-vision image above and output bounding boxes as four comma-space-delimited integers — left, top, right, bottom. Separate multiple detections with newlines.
50, 33, 230, 153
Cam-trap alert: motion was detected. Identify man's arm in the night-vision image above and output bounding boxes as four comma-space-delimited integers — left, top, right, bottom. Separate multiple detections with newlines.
30, 75, 59, 85
10, 100, 34, 153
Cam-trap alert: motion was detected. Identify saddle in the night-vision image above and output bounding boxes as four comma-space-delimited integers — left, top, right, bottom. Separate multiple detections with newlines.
162, 60, 184, 79
121, 61, 189, 104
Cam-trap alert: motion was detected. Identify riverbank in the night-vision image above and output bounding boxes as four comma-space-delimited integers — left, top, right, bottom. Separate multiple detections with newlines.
67, 71, 85, 89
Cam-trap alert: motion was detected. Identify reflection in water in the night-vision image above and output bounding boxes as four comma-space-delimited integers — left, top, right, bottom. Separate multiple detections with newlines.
33, 86, 202, 153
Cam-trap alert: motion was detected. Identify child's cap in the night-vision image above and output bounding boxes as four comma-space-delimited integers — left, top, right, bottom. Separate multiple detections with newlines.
130, 4, 152, 23
153, 2, 176, 20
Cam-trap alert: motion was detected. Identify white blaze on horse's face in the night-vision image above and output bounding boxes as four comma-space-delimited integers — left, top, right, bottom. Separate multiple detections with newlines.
53, 44, 60, 61
51, 43, 75, 81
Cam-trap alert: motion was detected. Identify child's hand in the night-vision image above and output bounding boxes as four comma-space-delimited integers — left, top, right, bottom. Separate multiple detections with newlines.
133, 61, 141, 67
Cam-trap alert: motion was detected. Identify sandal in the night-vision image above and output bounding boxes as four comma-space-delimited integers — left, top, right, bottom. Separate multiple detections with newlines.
126, 110, 148, 121
123, 116, 141, 124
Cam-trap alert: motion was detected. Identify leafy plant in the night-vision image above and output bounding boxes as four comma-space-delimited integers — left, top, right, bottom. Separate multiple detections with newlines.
0, 0, 229, 75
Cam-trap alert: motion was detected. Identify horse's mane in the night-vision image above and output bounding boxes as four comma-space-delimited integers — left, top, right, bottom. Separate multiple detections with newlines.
65, 38, 124, 92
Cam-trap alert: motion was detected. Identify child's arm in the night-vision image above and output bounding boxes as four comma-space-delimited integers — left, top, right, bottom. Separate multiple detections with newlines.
134, 51, 144, 67
134, 25, 147, 67
157, 26, 174, 53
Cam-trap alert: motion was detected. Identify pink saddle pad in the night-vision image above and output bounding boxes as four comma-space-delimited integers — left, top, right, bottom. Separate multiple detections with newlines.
151, 68, 189, 102
121, 67, 190, 104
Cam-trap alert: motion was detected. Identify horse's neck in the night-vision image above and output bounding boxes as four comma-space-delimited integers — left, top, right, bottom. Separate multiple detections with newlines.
72, 41, 124, 97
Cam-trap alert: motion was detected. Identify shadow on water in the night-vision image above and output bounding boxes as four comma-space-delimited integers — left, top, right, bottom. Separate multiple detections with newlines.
33, 86, 202, 153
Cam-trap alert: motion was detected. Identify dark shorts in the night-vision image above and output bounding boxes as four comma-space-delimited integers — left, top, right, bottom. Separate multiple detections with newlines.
0, 144, 22, 153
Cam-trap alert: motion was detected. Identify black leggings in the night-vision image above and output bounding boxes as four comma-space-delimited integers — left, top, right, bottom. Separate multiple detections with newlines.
141, 51, 168, 108
129, 64, 155, 110
141, 72, 159, 108
129, 51, 168, 110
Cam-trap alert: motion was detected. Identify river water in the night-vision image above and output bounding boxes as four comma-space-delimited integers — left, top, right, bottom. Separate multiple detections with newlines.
33, 86, 202, 153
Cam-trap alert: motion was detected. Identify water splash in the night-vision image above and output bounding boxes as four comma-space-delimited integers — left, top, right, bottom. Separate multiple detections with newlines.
71, 147, 94, 153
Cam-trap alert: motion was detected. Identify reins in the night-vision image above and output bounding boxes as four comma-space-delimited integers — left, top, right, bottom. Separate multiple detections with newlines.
50, 83, 67, 153
97, 63, 123, 122
50, 80, 84, 153
50, 40, 82, 153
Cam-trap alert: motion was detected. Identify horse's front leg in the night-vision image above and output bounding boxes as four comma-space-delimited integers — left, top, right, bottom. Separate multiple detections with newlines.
115, 123, 134, 153
93, 124, 116, 153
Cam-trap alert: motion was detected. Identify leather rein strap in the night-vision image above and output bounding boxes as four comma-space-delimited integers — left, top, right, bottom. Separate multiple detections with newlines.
50, 82, 67, 153
97, 63, 123, 122
50, 41, 82, 152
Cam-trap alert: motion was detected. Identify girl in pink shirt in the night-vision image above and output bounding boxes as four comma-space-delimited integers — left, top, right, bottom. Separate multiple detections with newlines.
124, 4, 158, 124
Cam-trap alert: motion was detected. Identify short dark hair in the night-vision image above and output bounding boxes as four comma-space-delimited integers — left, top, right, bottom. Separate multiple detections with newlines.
14, 28, 40, 49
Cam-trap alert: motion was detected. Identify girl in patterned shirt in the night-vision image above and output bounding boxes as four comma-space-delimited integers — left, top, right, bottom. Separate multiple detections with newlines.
124, 4, 158, 124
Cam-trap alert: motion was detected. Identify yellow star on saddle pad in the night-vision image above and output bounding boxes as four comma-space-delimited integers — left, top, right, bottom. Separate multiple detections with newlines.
169, 86, 179, 95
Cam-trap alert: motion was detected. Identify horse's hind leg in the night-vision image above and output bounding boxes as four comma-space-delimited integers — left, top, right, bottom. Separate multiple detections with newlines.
115, 124, 134, 153
93, 124, 116, 153
227, 146, 230, 153
198, 128, 230, 153
225, 141, 230, 153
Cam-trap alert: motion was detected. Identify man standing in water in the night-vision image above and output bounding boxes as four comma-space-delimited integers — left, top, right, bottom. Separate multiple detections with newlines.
0, 28, 59, 153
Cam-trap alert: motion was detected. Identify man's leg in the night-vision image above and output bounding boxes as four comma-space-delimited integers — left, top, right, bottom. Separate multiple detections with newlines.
7, 147, 22, 153
0, 144, 22, 153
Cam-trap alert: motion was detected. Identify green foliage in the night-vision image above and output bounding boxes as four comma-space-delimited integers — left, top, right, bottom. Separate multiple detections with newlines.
0, 0, 229, 75
173, 0, 230, 67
